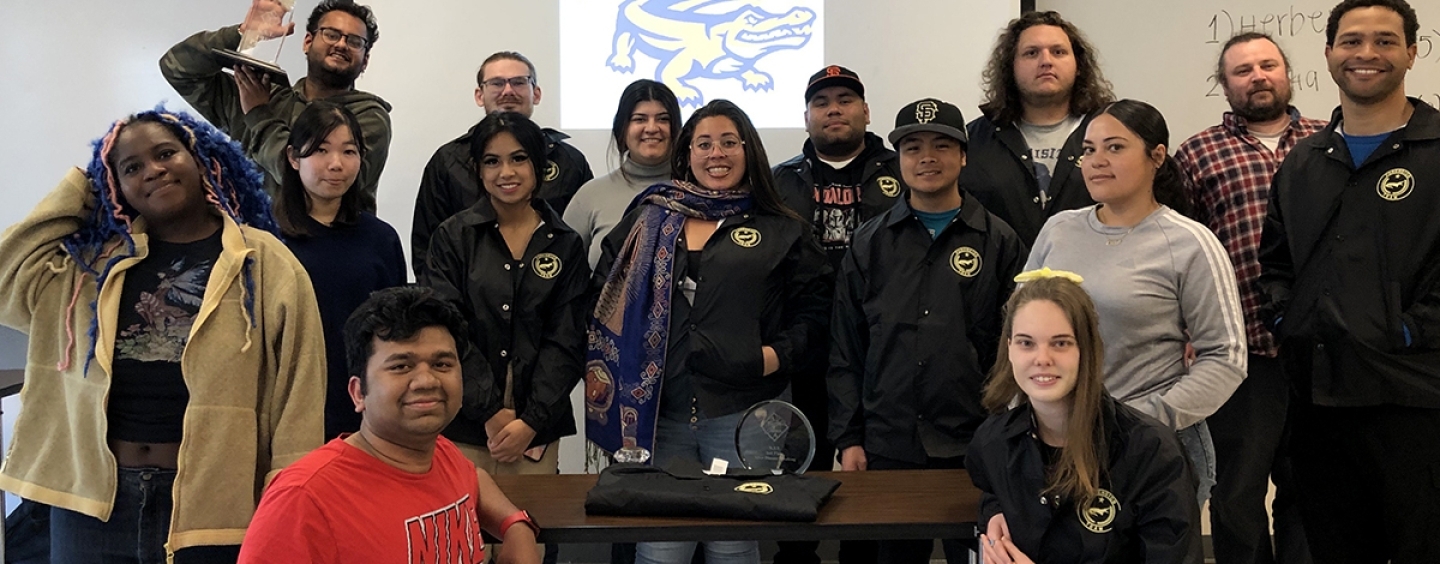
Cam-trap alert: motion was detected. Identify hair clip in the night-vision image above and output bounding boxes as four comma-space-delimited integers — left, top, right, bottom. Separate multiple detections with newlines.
1014, 267, 1084, 284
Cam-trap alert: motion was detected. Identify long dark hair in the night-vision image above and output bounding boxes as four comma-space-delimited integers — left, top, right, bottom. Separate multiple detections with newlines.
978, 11, 1115, 126
672, 99, 800, 221
277, 101, 366, 238
610, 79, 682, 178
468, 111, 550, 200
72, 107, 276, 372
983, 276, 1108, 505
1096, 100, 1191, 217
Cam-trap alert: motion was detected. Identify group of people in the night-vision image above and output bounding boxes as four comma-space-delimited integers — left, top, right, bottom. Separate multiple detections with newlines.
0, 0, 1435, 563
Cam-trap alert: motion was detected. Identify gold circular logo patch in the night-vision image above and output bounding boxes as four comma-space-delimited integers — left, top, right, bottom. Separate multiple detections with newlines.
734, 482, 773, 495
877, 176, 901, 198
544, 162, 560, 182
950, 247, 982, 277
1078, 489, 1120, 533
532, 253, 562, 279
1377, 168, 1414, 201
731, 227, 762, 248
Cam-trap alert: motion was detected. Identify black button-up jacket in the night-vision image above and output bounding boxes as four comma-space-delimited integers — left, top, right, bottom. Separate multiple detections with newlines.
422, 197, 590, 448
412, 127, 594, 276
594, 207, 832, 418
829, 195, 1027, 463
966, 397, 1203, 563
960, 113, 1095, 246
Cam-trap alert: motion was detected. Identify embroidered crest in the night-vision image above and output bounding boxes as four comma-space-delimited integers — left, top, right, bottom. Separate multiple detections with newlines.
877, 176, 901, 198
1078, 489, 1120, 533
1377, 168, 1414, 201
950, 246, 982, 277
545, 162, 561, 182
731, 227, 762, 248
735, 482, 774, 495
533, 253, 563, 279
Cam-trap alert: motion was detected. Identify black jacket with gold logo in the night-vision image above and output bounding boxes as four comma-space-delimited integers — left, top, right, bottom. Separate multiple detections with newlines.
829, 196, 1026, 464
1259, 99, 1440, 408
594, 208, 832, 418
966, 397, 1203, 563
422, 197, 590, 449
412, 127, 593, 276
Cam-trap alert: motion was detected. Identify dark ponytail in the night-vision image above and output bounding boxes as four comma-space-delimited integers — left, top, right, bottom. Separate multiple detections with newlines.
1153, 156, 1190, 217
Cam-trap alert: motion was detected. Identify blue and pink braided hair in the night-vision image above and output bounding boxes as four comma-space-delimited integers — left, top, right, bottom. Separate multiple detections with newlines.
57, 107, 279, 373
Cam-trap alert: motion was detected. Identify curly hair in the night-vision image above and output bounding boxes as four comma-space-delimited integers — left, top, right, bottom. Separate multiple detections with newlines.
65, 107, 278, 372
978, 11, 1115, 126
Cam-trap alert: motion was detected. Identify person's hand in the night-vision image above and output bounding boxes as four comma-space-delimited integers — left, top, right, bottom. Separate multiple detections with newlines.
486, 408, 517, 440
996, 535, 1034, 564
234, 66, 272, 114
488, 419, 537, 463
980, 513, 1014, 564
496, 525, 541, 564
839, 446, 866, 471
762, 346, 779, 376
238, 0, 295, 39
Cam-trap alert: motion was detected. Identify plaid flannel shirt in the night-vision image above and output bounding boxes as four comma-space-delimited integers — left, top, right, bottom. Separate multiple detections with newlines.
1175, 109, 1326, 357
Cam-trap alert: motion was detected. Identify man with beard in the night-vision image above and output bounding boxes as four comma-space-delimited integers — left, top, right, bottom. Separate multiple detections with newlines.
162, 0, 391, 212
771, 64, 902, 564
961, 11, 1115, 246
1258, 1, 1440, 561
411, 51, 592, 277
1175, 32, 1323, 564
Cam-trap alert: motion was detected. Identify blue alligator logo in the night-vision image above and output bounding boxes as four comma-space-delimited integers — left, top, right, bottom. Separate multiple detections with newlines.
608, 0, 817, 107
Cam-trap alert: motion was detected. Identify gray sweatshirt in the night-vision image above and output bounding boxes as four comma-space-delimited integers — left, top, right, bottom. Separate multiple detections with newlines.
563, 158, 671, 268
1026, 205, 1247, 429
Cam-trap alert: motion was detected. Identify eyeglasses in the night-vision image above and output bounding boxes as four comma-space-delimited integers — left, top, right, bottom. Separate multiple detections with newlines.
314, 26, 369, 50
481, 76, 535, 91
691, 138, 745, 154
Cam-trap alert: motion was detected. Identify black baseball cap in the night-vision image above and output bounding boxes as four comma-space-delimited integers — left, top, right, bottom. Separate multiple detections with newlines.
805, 65, 864, 102
888, 98, 968, 147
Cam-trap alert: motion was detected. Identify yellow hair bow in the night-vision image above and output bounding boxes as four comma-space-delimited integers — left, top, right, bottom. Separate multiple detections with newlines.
1014, 267, 1084, 284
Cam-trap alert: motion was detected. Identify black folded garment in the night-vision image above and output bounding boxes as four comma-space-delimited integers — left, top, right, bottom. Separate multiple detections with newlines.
584, 463, 841, 522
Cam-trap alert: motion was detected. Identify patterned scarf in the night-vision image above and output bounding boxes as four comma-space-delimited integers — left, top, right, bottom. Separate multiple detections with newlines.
585, 181, 754, 457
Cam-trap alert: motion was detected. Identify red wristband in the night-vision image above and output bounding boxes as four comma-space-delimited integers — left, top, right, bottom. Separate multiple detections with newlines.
500, 509, 539, 537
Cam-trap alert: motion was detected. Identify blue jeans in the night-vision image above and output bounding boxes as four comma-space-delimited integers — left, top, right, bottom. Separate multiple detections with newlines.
50, 467, 239, 564
1178, 420, 1217, 508
636, 412, 760, 564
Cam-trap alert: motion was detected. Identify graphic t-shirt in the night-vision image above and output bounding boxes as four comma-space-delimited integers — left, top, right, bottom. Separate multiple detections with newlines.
1017, 114, 1083, 206
810, 157, 867, 264
108, 230, 222, 443
238, 436, 487, 564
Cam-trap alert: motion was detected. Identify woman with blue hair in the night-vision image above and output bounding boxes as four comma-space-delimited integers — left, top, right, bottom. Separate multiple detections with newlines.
0, 108, 325, 563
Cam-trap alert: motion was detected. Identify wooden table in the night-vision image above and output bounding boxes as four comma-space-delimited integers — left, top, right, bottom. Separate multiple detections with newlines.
493, 469, 981, 543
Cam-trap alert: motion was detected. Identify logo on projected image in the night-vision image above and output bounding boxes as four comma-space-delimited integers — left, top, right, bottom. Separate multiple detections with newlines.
561, 0, 824, 130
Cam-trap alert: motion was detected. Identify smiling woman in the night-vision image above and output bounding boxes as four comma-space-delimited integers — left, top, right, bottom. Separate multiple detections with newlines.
0, 107, 325, 562
968, 274, 1203, 563
276, 101, 407, 441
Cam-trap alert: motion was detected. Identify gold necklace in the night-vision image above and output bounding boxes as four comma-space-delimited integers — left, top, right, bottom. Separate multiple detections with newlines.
1106, 226, 1138, 246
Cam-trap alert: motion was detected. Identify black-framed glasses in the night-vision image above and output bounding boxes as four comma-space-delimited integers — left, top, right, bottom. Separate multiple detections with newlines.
691, 138, 745, 154
315, 26, 369, 50
481, 76, 535, 91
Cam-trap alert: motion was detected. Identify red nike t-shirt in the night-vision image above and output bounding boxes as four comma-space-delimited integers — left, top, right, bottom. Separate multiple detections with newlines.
238, 435, 486, 563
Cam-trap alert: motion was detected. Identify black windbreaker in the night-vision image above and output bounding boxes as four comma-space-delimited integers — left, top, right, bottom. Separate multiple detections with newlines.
960, 113, 1095, 246
422, 197, 590, 448
412, 127, 593, 276
1258, 99, 1440, 408
828, 195, 1027, 463
966, 397, 1203, 563
593, 207, 832, 418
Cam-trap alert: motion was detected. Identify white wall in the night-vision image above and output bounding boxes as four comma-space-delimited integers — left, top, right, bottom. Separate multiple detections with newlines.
0, 0, 1019, 487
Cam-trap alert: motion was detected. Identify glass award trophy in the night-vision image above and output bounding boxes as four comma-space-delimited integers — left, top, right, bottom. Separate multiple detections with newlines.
212, 0, 295, 78
613, 406, 651, 464
736, 400, 816, 474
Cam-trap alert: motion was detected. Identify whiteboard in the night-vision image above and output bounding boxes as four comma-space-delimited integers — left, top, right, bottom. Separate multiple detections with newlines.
1038, 0, 1440, 147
